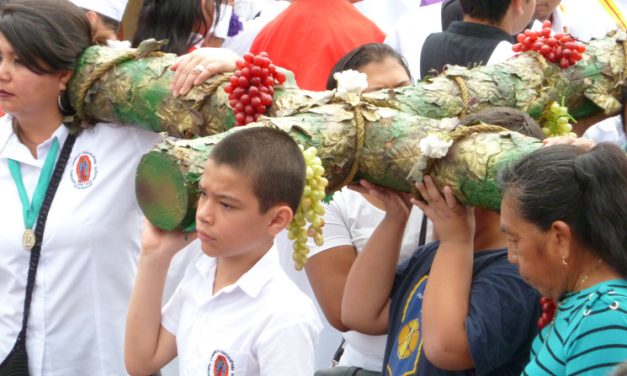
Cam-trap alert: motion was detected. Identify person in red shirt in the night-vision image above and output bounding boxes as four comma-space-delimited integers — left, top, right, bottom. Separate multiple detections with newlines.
250, 0, 385, 91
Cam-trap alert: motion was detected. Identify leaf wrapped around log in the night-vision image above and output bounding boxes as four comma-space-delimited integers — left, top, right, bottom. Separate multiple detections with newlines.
68, 33, 626, 139
136, 102, 541, 231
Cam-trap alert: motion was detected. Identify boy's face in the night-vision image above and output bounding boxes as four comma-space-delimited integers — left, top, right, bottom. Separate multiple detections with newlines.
195, 159, 275, 261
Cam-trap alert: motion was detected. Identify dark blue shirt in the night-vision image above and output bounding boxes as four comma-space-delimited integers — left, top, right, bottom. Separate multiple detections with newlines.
382, 241, 540, 375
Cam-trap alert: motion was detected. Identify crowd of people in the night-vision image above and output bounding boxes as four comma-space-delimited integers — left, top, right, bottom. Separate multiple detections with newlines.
0, 0, 626, 375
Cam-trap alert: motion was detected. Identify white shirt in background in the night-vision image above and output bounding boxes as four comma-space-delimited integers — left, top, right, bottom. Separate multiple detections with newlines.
162, 245, 322, 376
353, 0, 418, 35
385, 2, 443, 81
584, 115, 627, 146
560, 0, 627, 41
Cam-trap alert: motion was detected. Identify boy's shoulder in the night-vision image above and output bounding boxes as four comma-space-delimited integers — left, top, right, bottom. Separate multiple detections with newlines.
257, 262, 320, 320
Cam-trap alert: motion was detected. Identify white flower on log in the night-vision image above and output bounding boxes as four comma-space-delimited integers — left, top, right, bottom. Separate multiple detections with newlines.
437, 117, 460, 131
334, 69, 368, 96
419, 134, 453, 159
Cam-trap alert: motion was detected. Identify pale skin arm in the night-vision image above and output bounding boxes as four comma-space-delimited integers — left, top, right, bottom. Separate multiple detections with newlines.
305, 246, 357, 332
543, 136, 597, 150
411, 176, 474, 370
170, 47, 240, 97
125, 220, 197, 375
341, 180, 411, 335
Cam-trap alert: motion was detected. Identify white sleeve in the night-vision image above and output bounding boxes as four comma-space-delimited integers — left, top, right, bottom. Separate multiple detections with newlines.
161, 275, 185, 335
307, 193, 354, 258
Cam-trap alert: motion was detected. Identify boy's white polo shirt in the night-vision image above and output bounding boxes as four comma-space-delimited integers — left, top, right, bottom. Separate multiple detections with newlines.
0, 116, 161, 375
163, 243, 322, 376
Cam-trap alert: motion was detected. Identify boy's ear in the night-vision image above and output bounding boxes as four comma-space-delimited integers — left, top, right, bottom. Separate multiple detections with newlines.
265, 205, 294, 236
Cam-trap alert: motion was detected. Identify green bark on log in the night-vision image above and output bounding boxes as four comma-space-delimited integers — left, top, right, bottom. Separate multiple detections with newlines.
136, 105, 541, 231
68, 33, 626, 139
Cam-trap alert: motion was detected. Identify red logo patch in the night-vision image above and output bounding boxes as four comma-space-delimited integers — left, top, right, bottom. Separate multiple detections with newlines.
213, 354, 229, 376
76, 155, 91, 183
70, 151, 97, 189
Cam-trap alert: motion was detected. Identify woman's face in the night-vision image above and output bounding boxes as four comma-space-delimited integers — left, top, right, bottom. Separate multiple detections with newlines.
500, 193, 567, 299
0, 32, 68, 118
359, 57, 412, 93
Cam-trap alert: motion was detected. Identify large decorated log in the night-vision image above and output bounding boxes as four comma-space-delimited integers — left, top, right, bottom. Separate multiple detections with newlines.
68, 32, 626, 138
137, 105, 541, 231
65, 33, 625, 231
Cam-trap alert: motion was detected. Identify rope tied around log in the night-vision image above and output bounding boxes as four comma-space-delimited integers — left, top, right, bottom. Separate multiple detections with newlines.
336, 105, 367, 190
450, 75, 470, 117
74, 48, 166, 123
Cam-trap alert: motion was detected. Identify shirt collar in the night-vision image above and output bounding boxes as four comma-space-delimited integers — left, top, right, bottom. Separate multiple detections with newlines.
447, 20, 515, 43
0, 115, 69, 166
195, 242, 281, 298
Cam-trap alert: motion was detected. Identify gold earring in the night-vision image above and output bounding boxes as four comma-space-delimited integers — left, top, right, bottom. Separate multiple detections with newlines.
562, 256, 568, 266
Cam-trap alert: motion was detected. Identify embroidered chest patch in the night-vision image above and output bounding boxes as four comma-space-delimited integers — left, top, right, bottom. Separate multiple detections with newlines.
208, 350, 234, 376
70, 151, 97, 189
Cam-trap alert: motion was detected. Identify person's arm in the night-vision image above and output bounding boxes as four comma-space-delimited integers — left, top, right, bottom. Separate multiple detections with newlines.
341, 180, 411, 335
412, 176, 475, 370
169, 47, 240, 97
305, 245, 356, 332
125, 220, 196, 375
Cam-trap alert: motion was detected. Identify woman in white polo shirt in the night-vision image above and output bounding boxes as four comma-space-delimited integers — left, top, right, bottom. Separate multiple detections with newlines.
0, 1, 234, 374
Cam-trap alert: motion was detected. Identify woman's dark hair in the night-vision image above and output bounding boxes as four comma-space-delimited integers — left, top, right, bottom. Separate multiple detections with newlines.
326, 43, 412, 91
132, 0, 222, 56
0, 0, 93, 74
459, 107, 545, 140
499, 143, 627, 277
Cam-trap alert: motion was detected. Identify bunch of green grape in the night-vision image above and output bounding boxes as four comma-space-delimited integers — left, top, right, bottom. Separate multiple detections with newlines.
287, 146, 328, 270
542, 101, 577, 137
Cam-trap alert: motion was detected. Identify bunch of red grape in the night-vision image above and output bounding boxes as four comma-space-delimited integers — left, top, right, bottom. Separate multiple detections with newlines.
224, 52, 287, 126
538, 297, 557, 329
512, 20, 586, 69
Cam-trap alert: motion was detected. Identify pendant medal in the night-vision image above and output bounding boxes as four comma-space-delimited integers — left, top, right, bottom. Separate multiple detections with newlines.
23, 229, 36, 251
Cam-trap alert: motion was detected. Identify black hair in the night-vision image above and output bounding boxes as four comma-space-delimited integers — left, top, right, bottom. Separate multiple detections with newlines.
441, 0, 464, 31
459, 0, 512, 24
209, 127, 306, 214
458, 107, 545, 140
87, 9, 120, 33
132, 0, 222, 56
0, 0, 93, 74
326, 43, 412, 91
498, 143, 627, 277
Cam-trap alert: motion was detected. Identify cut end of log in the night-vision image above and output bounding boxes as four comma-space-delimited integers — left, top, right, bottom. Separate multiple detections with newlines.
136, 151, 197, 231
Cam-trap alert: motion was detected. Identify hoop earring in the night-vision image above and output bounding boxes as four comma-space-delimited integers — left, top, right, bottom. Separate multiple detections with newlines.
562, 256, 568, 267
57, 91, 75, 117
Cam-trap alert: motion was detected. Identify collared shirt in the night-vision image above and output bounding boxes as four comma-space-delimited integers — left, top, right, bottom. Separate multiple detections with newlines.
162, 244, 322, 376
420, 21, 514, 78
0, 116, 161, 375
